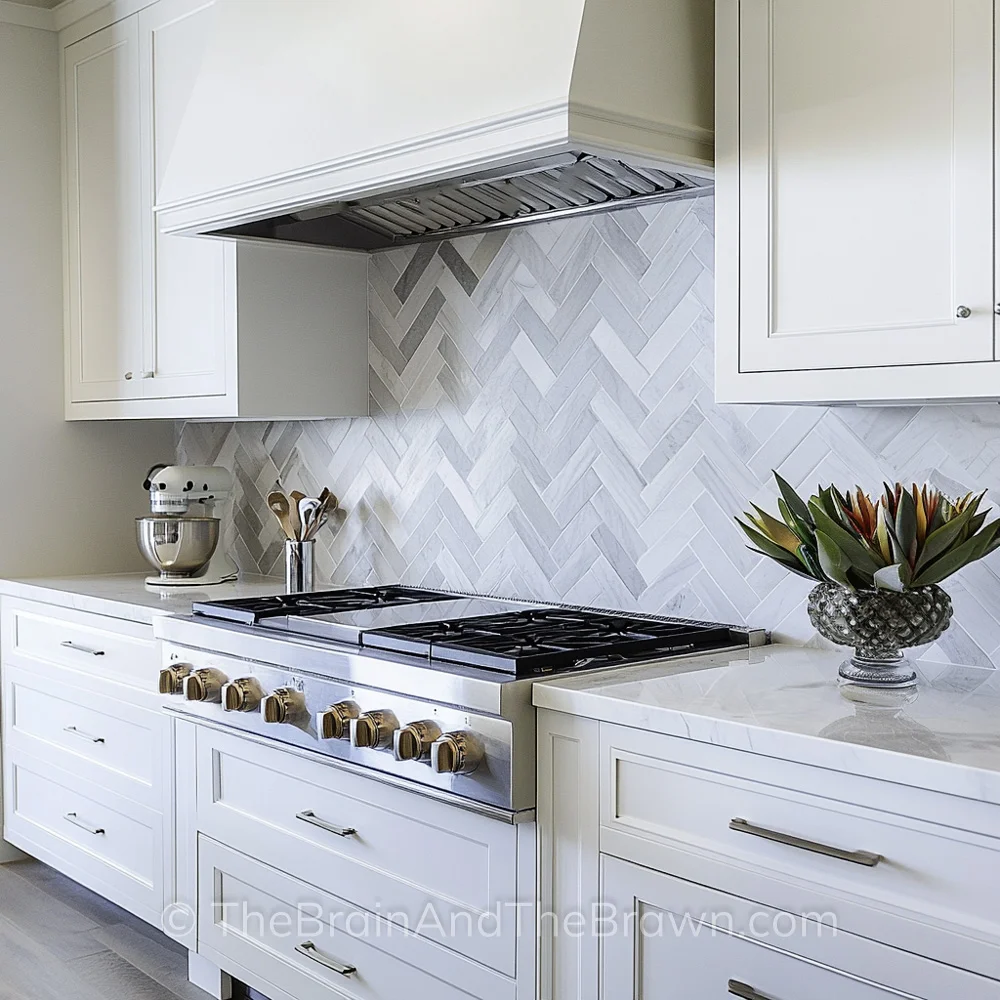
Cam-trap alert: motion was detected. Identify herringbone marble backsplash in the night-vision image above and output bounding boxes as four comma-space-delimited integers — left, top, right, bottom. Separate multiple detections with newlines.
178, 195, 1000, 666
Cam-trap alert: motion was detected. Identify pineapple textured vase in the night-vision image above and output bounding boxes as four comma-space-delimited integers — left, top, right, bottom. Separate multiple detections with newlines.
807, 583, 954, 688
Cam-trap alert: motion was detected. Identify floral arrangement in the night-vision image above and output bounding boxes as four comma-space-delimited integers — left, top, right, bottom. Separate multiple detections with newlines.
737, 474, 1000, 592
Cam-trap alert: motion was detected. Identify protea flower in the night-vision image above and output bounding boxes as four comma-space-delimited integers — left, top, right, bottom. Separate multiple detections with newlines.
737, 474, 1000, 591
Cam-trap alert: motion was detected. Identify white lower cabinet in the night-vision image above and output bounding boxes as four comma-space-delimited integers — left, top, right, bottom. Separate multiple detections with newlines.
602, 856, 994, 1000
0, 598, 170, 926
537, 710, 1000, 1000
173, 720, 536, 1000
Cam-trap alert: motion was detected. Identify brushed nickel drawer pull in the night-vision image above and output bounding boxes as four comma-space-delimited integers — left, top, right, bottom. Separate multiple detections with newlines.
63, 725, 105, 744
294, 941, 356, 977
729, 817, 882, 867
64, 812, 105, 836
61, 640, 105, 656
729, 980, 776, 1000
295, 809, 356, 838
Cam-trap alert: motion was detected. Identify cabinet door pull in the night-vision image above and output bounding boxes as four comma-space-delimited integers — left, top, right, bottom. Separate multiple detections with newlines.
729, 980, 776, 1000
729, 817, 882, 867
64, 812, 104, 836
64, 725, 105, 744
295, 809, 356, 838
956, 305, 973, 319
294, 941, 356, 977
61, 640, 105, 656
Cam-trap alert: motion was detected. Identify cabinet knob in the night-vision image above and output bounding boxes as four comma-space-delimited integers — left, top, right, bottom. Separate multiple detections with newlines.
124, 371, 134, 380
956, 305, 972, 319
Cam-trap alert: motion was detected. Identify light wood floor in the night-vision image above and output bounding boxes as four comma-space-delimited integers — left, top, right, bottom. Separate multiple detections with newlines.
0, 858, 215, 1000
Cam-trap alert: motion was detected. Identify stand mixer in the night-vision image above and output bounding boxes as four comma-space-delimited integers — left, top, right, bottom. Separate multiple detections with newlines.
136, 464, 239, 588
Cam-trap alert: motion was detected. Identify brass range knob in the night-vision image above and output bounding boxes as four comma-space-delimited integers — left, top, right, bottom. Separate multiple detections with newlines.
350, 710, 398, 749
393, 720, 442, 761
222, 677, 263, 713
430, 731, 484, 775
183, 668, 227, 703
158, 663, 191, 695
317, 700, 360, 740
261, 687, 306, 724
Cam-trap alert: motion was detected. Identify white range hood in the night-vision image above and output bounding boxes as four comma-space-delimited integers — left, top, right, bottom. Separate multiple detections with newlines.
156, 0, 714, 250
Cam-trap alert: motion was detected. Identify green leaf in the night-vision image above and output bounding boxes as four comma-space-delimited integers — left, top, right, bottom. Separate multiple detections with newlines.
815, 530, 852, 588
895, 488, 917, 565
913, 506, 976, 572
912, 533, 987, 586
749, 504, 802, 553
807, 500, 884, 575
773, 471, 814, 529
796, 543, 824, 580
736, 520, 811, 568
873, 563, 910, 592
777, 497, 813, 546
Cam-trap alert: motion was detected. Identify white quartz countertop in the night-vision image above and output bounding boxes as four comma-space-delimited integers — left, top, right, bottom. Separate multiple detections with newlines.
0, 573, 287, 625
533, 645, 1000, 806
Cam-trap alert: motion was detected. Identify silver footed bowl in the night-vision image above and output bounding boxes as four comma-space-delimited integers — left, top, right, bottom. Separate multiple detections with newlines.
807, 583, 953, 689
136, 516, 220, 580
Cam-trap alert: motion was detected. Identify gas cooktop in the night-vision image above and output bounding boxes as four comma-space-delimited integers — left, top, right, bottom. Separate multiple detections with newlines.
192, 586, 742, 677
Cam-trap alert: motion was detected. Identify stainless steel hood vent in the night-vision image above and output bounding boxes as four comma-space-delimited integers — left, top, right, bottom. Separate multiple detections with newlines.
212, 152, 711, 252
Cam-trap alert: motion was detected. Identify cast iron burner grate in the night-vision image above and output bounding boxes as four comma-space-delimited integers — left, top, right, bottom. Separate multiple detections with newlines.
191, 586, 461, 626
363, 609, 737, 675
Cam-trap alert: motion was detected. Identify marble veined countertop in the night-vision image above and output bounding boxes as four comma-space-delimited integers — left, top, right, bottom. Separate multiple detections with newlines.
0, 573, 287, 625
533, 644, 1000, 806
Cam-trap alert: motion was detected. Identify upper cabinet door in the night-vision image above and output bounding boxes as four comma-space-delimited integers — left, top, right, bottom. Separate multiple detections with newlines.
734, 0, 995, 376
139, 0, 230, 401
64, 18, 144, 403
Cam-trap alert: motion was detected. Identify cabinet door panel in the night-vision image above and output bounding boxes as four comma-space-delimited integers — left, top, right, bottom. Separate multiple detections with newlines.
738, 0, 994, 373
140, 0, 230, 401
601, 857, 994, 999
65, 19, 143, 402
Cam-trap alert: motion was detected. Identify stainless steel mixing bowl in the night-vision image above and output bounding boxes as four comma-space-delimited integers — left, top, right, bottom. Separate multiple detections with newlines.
136, 516, 220, 580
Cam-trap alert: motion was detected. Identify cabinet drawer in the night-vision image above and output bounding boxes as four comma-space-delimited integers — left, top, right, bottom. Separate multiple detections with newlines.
198, 838, 513, 1000
4, 662, 162, 806
195, 727, 518, 975
3, 753, 163, 924
601, 855, 996, 1000
601, 723, 1000, 978
2, 599, 156, 693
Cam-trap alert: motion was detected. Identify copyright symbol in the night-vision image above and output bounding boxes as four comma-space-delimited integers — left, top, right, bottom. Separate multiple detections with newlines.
161, 902, 196, 937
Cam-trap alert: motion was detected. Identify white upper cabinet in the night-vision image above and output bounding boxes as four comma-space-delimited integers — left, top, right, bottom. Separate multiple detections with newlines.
64, 18, 144, 404
139, 0, 229, 402
62, 0, 369, 420
716, 0, 1000, 404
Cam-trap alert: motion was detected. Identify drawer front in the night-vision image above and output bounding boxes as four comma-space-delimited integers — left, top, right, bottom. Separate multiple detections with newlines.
195, 727, 518, 975
198, 838, 514, 1000
3, 753, 163, 923
600, 724, 1000, 977
4, 662, 160, 801
601, 855, 996, 1000
2, 599, 156, 693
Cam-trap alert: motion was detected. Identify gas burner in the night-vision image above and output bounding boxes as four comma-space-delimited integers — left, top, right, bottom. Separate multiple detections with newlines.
192, 586, 460, 625
363, 608, 737, 675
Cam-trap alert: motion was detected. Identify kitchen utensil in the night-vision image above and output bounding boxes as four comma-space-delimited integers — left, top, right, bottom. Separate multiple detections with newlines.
298, 497, 322, 540
289, 490, 306, 540
267, 491, 294, 540
136, 516, 220, 582
284, 539, 315, 593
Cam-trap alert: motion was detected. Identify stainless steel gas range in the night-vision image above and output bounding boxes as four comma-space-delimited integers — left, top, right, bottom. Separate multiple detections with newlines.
154, 586, 764, 820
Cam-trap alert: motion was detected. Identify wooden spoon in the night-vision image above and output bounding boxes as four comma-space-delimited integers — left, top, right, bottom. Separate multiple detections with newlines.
267, 491, 294, 540
289, 490, 306, 540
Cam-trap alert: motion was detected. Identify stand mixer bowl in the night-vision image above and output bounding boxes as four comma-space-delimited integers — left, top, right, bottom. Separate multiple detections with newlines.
136, 516, 220, 580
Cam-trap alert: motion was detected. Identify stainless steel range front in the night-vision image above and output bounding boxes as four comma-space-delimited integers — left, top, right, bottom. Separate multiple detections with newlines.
154, 587, 763, 819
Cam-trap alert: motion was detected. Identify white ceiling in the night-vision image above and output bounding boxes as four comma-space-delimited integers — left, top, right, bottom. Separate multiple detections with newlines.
11, 0, 61, 8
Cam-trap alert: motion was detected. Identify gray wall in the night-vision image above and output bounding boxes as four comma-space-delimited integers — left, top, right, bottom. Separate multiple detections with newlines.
0, 23, 173, 577
178, 195, 1000, 666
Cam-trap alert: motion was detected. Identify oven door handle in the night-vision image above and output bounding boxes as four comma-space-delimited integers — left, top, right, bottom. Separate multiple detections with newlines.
295, 809, 357, 838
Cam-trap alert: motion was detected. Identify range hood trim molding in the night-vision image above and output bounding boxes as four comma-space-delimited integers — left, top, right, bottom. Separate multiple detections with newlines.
157, 100, 577, 237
